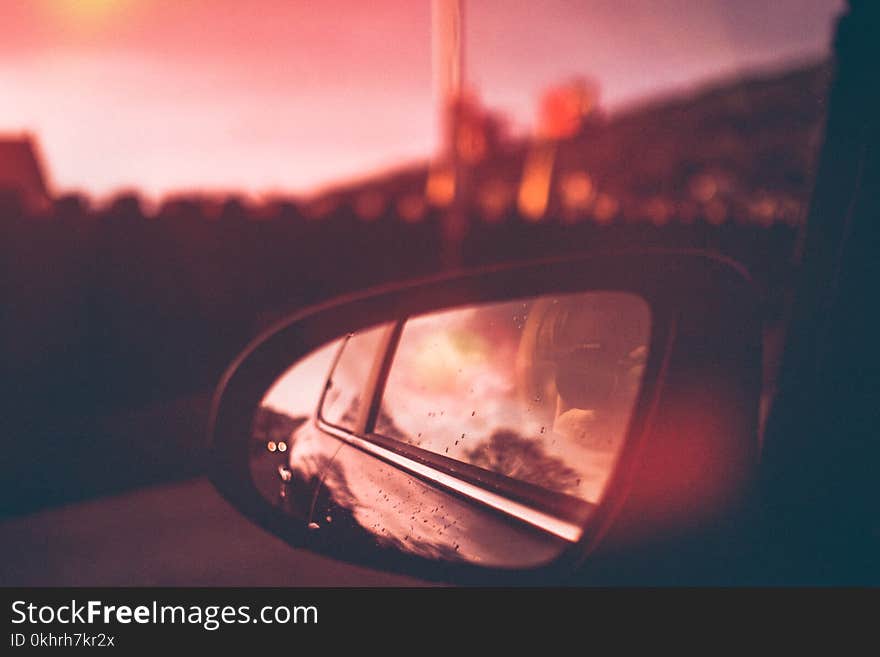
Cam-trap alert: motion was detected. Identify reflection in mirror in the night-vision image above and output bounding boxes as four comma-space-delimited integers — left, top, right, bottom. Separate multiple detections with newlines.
376, 292, 651, 505
320, 325, 390, 431
249, 339, 342, 514
246, 293, 650, 571
309, 292, 650, 570
249, 323, 392, 515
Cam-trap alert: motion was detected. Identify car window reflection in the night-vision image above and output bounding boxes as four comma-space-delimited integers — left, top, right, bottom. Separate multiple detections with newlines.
375, 292, 650, 503
320, 324, 390, 431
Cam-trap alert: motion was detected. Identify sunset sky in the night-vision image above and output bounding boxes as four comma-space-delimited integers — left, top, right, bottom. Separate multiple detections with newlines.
0, 0, 843, 200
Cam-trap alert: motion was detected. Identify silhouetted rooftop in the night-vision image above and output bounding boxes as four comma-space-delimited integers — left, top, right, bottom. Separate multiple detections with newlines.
0, 134, 51, 214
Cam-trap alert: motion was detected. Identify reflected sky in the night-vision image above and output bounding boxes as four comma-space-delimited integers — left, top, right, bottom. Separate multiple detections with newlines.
261, 338, 341, 418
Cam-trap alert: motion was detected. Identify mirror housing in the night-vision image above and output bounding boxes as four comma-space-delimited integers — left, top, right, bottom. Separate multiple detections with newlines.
208, 249, 762, 584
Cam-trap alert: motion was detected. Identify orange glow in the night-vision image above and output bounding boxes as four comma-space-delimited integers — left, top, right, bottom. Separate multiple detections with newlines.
537, 79, 597, 139
478, 179, 512, 222
517, 142, 556, 221
749, 195, 779, 226
425, 165, 456, 206
560, 171, 595, 211
396, 194, 427, 223
456, 123, 488, 164
302, 197, 340, 221
644, 197, 672, 225
41, 0, 134, 29
411, 326, 489, 391
267, 441, 277, 453
354, 190, 386, 221
592, 193, 619, 224
689, 174, 718, 202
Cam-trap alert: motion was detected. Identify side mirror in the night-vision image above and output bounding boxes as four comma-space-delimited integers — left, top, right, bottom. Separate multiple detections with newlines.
208, 250, 762, 584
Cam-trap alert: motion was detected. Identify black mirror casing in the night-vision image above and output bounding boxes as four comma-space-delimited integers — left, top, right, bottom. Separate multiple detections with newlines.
208, 249, 762, 584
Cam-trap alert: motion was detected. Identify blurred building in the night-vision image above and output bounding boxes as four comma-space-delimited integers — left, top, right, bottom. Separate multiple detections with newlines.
0, 134, 52, 214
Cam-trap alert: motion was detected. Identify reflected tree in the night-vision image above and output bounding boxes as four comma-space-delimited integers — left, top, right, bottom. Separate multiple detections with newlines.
464, 429, 582, 494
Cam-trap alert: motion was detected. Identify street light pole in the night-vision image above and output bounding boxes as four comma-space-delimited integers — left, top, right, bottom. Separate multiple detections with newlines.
431, 0, 468, 267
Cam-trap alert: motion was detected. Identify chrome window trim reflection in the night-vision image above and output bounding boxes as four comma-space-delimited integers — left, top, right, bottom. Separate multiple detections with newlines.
316, 323, 397, 435
315, 416, 587, 542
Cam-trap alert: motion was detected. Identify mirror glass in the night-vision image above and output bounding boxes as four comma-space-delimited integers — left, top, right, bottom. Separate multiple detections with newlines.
250, 291, 650, 569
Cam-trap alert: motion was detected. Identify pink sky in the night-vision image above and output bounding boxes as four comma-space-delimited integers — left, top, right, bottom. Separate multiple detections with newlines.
0, 0, 842, 199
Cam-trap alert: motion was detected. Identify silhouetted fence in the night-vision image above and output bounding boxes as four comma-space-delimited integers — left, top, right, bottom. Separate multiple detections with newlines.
1, 194, 797, 410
